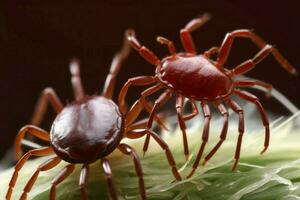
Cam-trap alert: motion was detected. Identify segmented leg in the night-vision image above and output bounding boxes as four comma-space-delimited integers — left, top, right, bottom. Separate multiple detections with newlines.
6, 147, 54, 199
180, 13, 211, 54
187, 101, 211, 179
49, 164, 75, 200
176, 94, 190, 161
143, 89, 173, 155
15, 125, 50, 159
157, 36, 177, 57
102, 30, 131, 99
19, 157, 61, 200
101, 158, 117, 200
126, 129, 182, 181
217, 29, 297, 74
30, 87, 63, 126
118, 76, 157, 114
227, 44, 273, 76
69, 59, 85, 101
118, 143, 146, 200
79, 164, 90, 200
203, 102, 229, 166
234, 80, 273, 97
226, 99, 244, 171
127, 29, 161, 66
182, 99, 199, 121
234, 89, 269, 154
125, 83, 167, 130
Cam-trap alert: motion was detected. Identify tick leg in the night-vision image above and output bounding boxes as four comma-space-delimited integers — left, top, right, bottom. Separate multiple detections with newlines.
102, 30, 131, 99
203, 102, 229, 166
143, 89, 173, 155
15, 125, 50, 159
19, 157, 61, 200
125, 84, 167, 131
126, 129, 182, 181
186, 101, 211, 179
118, 76, 157, 114
157, 36, 177, 57
227, 44, 272, 76
127, 29, 161, 66
180, 13, 211, 54
101, 158, 117, 200
79, 164, 90, 200
234, 80, 273, 97
49, 164, 75, 200
176, 94, 190, 161
30, 87, 63, 126
182, 99, 199, 121
226, 99, 245, 171
118, 143, 146, 200
216, 29, 297, 74
234, 89, 270, 155
69, 59, 85, 101
6, 147, 54, 200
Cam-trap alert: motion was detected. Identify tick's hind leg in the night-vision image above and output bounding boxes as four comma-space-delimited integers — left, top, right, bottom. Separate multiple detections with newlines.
49, 164, 75, 200
187, 101, 211, 179
126, 29, 160, 66
30, 87, 63, 126
118, 143, 146, 200
203, 102, 229, 166
102, 30, 131, 99
234, 89, 270, 154
19, 157, 61, 200
180, 13, 211, 54
226, 99, 244, 171
79, 164, 90, 200
217, 29, 297, 74
69, 59, 85, 101
101, 158, 117, 200
6, 147, 54, 200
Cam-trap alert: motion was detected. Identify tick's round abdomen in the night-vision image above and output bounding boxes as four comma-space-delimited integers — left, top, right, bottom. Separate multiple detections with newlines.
160, 55, 233, 100
50, 96, 123, 164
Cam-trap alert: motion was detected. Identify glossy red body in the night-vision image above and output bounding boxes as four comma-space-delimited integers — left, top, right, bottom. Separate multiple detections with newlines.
50, 96, 124, 164
158, 54, 233, 101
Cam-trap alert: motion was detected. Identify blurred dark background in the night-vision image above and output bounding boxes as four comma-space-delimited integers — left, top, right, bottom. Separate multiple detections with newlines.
0, 1, 299, 160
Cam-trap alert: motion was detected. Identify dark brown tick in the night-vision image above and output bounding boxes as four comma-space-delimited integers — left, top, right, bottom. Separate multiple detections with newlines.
118, 13, 297, 178
6, 30, 182, 200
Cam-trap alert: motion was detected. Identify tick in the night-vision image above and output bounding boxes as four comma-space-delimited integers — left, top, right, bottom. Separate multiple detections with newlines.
6, 30, 181, 200
118, 14, 297, 178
